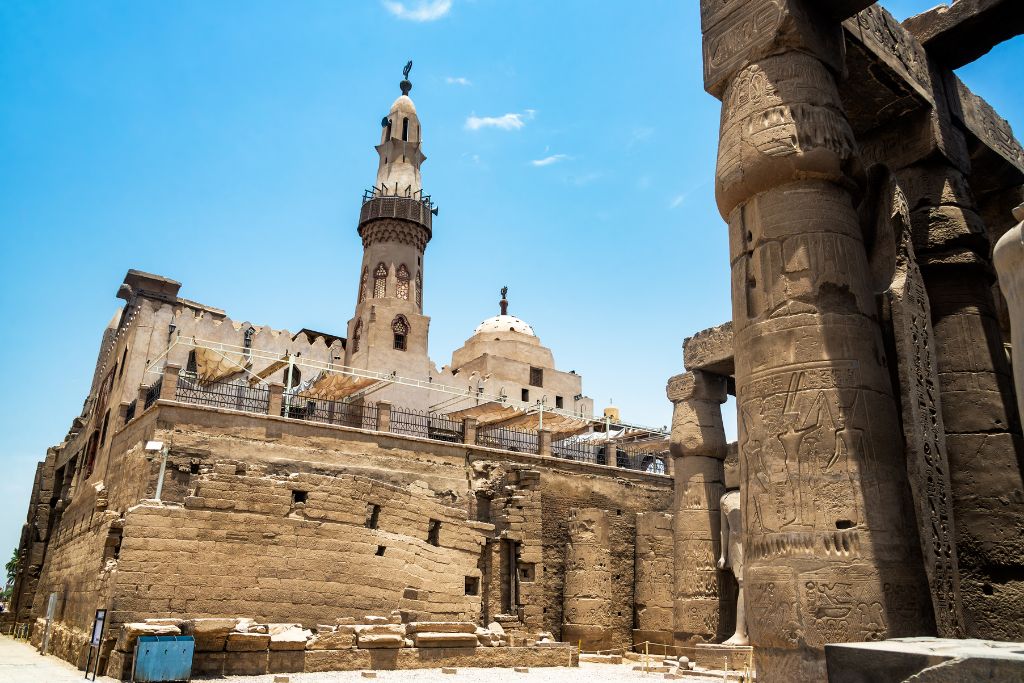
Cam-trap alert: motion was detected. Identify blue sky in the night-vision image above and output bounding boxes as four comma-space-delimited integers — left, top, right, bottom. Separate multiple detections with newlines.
1, 1, 1021, 559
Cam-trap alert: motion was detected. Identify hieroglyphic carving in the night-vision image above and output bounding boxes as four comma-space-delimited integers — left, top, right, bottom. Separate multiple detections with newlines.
951, 76, 1024, 175
843, 6, 933, 104
702, 0, 786, 96
885, 182, 966, 638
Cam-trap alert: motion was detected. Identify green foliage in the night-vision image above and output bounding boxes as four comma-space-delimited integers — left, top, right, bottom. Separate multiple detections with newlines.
5, 548, 17, 586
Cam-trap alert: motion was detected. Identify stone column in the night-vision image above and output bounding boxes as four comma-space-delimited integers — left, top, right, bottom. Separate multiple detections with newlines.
137, 385, 149, 410
995, 205, 1024, 426
897, 153, 1024, 640
538, 430, 552, 458
159, 363, 180, 401
703, 3, 932, 679
634, 512, 675, 649
562, 508, 612, 651
463, 417, 478, 445
666, 371, 727, 647
376, 401, 391, 432
267, 382, 284, 417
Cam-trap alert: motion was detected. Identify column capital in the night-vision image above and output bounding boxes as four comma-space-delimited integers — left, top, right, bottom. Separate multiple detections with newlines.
666, 371, 728, 404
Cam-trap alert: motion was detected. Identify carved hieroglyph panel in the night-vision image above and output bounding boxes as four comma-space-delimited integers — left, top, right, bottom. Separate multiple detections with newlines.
887, 190, 966, 637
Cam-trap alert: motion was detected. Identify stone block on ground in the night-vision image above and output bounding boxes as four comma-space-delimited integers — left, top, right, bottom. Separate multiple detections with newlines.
412, 632, 480, 648
224, 650, 269, 676
115, 623, 181, 652
269, 626, 312, 651
406, 621, 477, 634
357, 633, 405, 649
304, 648, 372, 672
226, 631, 271, 651
191, 652, 226, 676
269, 650, 306, 673
307, 631, 356, 650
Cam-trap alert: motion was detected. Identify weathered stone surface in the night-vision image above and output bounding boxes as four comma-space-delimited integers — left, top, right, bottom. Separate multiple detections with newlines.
226, 632, 271, 651
411, 632, 480, 648
562, 508, 612, 651
825, 637, 1024, 682
304, 648, 372, 672
114, 623, 181, 652
682, 322, 734, 375
405, 622, 477, 635
270, 626, 312, 651
268, 650, 306, 673
307, 631, 356, 650
224, 650, 269, 675
903, 0, 1024, 69
356, 633, 404, 649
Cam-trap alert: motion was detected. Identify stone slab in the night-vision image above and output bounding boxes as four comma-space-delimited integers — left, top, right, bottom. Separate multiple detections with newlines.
694, 643, 753, 672
412, 632, 480, 648
825, 637, 1024, 683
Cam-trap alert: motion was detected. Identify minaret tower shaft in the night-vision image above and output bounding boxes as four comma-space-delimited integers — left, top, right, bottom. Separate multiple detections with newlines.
346, 63, 435, 390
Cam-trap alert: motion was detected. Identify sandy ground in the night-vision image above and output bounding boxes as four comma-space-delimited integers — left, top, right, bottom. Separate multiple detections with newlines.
0, 635, 713, 683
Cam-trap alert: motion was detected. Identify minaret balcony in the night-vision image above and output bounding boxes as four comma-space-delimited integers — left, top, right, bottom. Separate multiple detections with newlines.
359, 191, 434, 234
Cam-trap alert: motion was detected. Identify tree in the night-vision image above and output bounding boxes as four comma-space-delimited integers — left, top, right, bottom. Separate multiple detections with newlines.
3, 549, 18, 601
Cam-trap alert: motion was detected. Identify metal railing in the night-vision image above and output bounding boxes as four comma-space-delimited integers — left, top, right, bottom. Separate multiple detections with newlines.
552, 436, 598, 464
144, 379, 162, 409
359, 194, 433, 230
283, 396, 379, 431
614, 446, 670, 474
476, 426, 539, 454
175, 373, 270, 414
389, 406, 465, 443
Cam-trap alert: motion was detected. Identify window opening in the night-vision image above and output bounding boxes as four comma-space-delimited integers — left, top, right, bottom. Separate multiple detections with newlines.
402, 117, 409, 141
521, 388, 529, 403
292, 490, 308, 504
376, 545, 386, 556
393, 315, 409, 351
427, 519, 441, 546
186, 350, 197, 374
359, 267, 368, 302
465, 576, 480, 596
529, 367, 543, 387
555, 395, 564, 409
373, 263, 388, 298
396, 264, 410, 300
99, 410, 111, 446
365, 504, 381, 529
283, 366, 302, 390
353, 319, 362, 353
416, 270, 423, 310
118, 347, 128, 379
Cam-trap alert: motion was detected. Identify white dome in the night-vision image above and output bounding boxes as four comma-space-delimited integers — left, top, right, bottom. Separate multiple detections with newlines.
390, 94, 417, 115
474, 315, 536, 337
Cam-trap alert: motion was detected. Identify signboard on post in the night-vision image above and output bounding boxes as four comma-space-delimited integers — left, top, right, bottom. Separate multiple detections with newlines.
84, 608, 107, 681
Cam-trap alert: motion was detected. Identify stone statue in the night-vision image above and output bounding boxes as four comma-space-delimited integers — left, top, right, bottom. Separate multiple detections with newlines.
718, 489, 747, 646
403, 60, 413, 80
994, 204, 1024, 427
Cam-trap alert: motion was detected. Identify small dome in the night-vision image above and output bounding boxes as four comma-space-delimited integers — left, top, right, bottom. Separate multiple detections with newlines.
474, 315, 535, 337
390, 95, 417, 115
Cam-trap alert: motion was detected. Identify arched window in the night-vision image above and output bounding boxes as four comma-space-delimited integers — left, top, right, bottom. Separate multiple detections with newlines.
359, 267, 368, 303
283, 366, 302, 390
353, 319, 362, 353
402, 117, 409, 141
385, 118, 392, 140
416, 270, 423, 310
186, 350, 197, 374
392, 315, 409, 351
373, 263, 388, 298
396, 264, 410, 300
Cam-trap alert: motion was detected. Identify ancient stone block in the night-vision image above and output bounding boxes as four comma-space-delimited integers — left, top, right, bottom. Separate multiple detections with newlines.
224, 651, 269, 676
269, 626, 312, 651
268, 650, 306, 673
307, 631, 355, 650
682, 322, 734, 375
304, 648, 372, 672
412, 632, 479, 648
115, 623, 181, 652
226, 632, 271, 651
191, 652, 226, 676
356, 633, 404, 649
406, 622, 477, 634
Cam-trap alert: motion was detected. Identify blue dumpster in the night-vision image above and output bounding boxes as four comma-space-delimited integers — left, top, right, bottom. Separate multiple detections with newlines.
132, 635, 194, 682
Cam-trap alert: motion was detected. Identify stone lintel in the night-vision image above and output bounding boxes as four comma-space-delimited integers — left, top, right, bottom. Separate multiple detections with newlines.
683, 322, 734, 376
946, 73, 1024, 178
701, 0, 845, 98
903, 0, 1024, 70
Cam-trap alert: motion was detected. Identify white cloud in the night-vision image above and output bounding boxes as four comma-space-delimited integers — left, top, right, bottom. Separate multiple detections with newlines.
531, 154, 569, 167
446, 76, 472, 86
383, 0, 452, 22
669, 194, 686, 209
465, 110, 535, 131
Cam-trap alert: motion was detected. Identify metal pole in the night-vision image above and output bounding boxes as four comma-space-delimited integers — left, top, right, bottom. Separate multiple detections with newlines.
154, 445, 169, 501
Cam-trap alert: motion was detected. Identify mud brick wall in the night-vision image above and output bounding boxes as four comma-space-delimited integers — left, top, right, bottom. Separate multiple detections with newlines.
110, 469, 488, 628
539, 469, 674, 647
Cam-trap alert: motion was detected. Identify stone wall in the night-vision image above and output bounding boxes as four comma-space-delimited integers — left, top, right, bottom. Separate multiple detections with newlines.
634, 512, 674, 647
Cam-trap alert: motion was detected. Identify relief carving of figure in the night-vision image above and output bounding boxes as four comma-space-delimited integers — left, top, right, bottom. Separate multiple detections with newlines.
718, 489, 748, 645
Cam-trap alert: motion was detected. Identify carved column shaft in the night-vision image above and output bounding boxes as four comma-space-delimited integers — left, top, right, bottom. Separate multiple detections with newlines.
667, 370, 727, 646
704, 2, 933, 676
562, 508, 613, 651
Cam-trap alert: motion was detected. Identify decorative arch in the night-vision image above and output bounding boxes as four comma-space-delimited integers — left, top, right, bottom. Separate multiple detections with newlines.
416, 270, 423, 310
359, 267, 368, 303
392, 315, 409, 351
353, 319, 363, 353
373, 263, 388, 298
396, 264, 411, 300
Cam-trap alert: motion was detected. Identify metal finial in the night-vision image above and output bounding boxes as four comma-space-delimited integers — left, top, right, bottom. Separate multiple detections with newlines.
400, 60, 413, 95
499, 286, 509, 316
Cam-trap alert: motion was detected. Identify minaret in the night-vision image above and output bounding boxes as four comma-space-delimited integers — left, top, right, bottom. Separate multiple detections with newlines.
346, 62, 435, 386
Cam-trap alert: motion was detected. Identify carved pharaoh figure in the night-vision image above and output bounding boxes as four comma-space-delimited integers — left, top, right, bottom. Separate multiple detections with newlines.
718, 489, 748, 646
